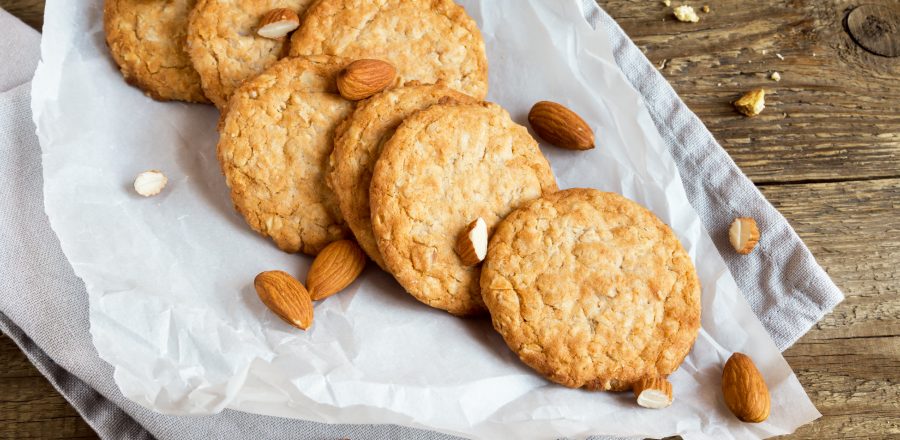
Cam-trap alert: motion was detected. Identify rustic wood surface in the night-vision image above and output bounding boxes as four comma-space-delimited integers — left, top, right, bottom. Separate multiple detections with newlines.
0, 0, 898, 439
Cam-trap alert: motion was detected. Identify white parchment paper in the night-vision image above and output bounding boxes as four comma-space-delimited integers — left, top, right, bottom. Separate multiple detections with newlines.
32, 0, 821, 438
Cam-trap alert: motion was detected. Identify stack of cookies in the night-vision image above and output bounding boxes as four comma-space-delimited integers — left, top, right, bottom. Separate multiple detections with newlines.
104, 0, 701, 402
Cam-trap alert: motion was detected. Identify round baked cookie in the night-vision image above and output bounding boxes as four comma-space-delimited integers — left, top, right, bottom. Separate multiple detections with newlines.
328, 84, 477, 269
218, 55, 353, 255
480, 189, 702, 392
104, 0, 208, 102
186, 0, 316, 108
370, 103, 557, 316
289, 0, 488, 99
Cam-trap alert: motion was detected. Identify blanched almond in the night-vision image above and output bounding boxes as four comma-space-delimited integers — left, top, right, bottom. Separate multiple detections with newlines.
633, 376, 673, 409
257, 8, 300, 39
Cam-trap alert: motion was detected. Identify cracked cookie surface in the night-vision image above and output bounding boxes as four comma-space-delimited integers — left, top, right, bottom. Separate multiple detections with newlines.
104, 0, 208, 102
328, 83, 476, 269
289, 0, 488, 99
218, 55, 352, 255
480, 189, 702, 391
370, 103, 557, 316
186, 0, 315, 108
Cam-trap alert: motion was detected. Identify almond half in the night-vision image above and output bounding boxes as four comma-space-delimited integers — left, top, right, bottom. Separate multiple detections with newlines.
633, 376, 673, 409
722, 353, 771, 423
528, 101, 595, 150
257, 8, 300, 39
729, 217, 760, 255
306, 240, 367, 301
254, 271, 314, 330
456, 218, 488, 266
336, 59, 396, 101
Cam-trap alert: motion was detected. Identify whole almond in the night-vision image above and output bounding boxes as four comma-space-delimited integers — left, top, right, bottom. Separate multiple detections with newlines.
306, 240, 366, 300
722, 352, 771, 423
633, 376, 673, 409
257, 8, 300, 39
455, 217, 488, 266
254, 271, 314, 330
336, 59, 396, 101
528, 101, 595, 150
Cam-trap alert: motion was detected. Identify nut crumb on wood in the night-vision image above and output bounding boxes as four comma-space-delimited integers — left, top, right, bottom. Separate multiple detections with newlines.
662, 0, 671, 6
673, 5, 700, 22
701, 5, 710, 13
733, 89, 766, 117
770, 71, 781, 81
776, 53, 785, 60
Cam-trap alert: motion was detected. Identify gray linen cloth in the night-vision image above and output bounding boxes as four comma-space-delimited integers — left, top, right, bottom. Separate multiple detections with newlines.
0, 1, 843, 439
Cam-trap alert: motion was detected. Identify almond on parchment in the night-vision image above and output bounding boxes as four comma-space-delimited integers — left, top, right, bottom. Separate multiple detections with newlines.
729, 217, 760, 254
633, 376, 673, 409
257, 8, 300, 39
133, 170, 167, 197
336, 59, 396, 101
455, 217, 488, 266
306, 240, 366, 301
722, 353, 771, 423
254, 271, 314, 330
528, 101, 595, 150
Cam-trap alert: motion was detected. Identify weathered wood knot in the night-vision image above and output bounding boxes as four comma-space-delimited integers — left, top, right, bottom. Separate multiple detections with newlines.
846, 4, 900, 57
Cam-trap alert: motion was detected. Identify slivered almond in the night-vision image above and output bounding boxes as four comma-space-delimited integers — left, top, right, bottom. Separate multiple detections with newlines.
257, 8, 300, 39
528, 101, 595, 150
254, 271, 314, 330
633, 376, 673, 409
455, 218, 488, 266
729, 217, 760, 254
306, 240, 366, 301
336, 59, 396, 101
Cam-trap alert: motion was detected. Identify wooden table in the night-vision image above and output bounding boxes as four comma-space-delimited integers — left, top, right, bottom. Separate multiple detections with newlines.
1, 0, 898, 438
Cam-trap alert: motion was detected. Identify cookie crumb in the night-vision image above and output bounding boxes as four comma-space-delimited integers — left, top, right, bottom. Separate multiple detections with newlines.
673, 5, 700, 22
701, 5, 710, 13
733, 89, 766, 117
133, 170, 168, 197
776, 53, 785, 60
662, 0, 671, 6
770, 71, 781, 82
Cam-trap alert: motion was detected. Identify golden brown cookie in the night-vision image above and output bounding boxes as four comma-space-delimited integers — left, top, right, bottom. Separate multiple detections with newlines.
104, 0, 208, 103
480, 189, 702, 392
186, 0, 315, 108
328, 84, 477, 269
370, 102, 557, 316
289, 0, 488, 99
218, 55, 353, 255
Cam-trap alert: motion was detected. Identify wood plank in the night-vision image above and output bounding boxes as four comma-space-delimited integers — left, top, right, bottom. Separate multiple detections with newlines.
0, 0, 43, 30
600, 0, 900, 184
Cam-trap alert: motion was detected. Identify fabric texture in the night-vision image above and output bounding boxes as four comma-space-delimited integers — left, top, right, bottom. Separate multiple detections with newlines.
0, 2, 842, 439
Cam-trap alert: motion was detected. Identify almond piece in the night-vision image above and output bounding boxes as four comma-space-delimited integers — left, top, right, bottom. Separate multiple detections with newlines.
729, 217, 760, 255
336, 59, 396, 101
133, 170, 167, 197
528, 101, 595, 150
455, 218, 488, 266
256, 8, 300, 39
254, 271, 314, 330
734, 89, 766, 117
673, 5, 700, 23
306, 240, 367, 301
722, 353, 771, 423
633, 376, 673, 409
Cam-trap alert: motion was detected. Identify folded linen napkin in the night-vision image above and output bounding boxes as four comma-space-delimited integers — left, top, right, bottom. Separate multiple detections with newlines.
0, 2, 842, 439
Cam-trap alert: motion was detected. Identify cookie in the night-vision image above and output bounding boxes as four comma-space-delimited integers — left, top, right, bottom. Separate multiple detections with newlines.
217, 55, 353, 254
370, 103, 557, 316
104, 0, 208, 102
186, 0, 315, 108
289, 0, 488, 99
328, 84, 477, 269
480, 189, 702, 391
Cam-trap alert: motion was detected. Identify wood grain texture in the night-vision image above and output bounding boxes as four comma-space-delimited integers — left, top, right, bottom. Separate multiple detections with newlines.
0, 0, 897, 439
0, 0, 43, 30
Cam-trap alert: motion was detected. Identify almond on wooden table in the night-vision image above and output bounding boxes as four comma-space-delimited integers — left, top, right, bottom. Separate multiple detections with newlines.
734, 89, 766, 117
257, 8, 300, 39
729, 217, 760, 254
306, 240, 366, 301
455, 217, 487, 266
528, 101, 595, 150
633, 376, 673, 409
722, 353, 771, 423
336, 59, 396, 101
254, 270, 314, 330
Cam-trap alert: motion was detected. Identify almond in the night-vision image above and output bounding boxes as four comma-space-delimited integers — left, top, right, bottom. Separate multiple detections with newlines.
256, 8, 300, 39
133, 170, 167, 197
528, 101, 595, 150
722, 353, 771, 423
729, 217, 760, 255
633, 376, 673, 409
734, 89, 766, 117
306, 240, 366, 301
254, 271, 314, 330
336, 59, 396, 101
455, 218, 488, 266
